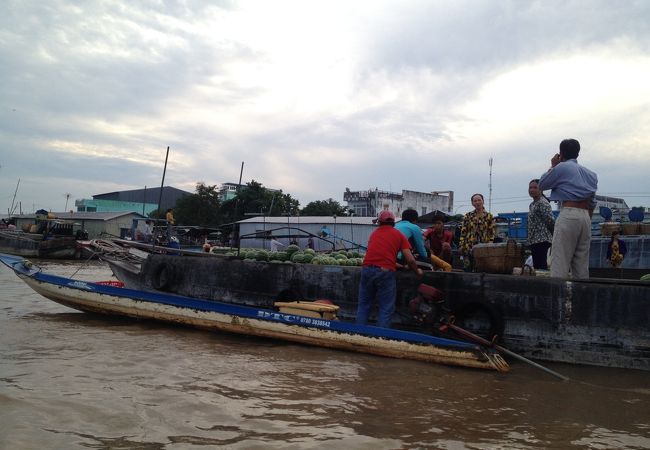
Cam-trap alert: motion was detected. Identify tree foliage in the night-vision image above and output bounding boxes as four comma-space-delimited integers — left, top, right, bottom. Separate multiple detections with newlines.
154, 179, 309, 230
301, 198, 348, 216
219, 180, 301, 224
174, 182, 222, 226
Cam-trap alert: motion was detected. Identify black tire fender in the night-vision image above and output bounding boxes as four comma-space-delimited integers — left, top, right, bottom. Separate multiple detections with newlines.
151, 262, 174, 291
452, 301, 504, 342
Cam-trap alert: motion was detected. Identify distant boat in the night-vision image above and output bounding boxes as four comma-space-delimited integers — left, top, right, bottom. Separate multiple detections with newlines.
0, 218, 79, 259
0, 253, 509, 372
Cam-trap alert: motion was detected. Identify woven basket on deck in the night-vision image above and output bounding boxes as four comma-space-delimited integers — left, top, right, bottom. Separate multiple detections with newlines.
621, 223, 640, 235
600, 222, 620, 237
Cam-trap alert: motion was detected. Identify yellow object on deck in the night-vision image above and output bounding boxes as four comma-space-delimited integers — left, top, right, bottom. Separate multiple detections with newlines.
274, 301, 339, 320
430, 254, 452, 272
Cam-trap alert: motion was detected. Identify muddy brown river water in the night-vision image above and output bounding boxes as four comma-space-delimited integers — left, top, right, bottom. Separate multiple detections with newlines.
1, 260, 649, 449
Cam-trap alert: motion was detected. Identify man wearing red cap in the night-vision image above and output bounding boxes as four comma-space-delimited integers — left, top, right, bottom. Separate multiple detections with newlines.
356, 210, 423, 328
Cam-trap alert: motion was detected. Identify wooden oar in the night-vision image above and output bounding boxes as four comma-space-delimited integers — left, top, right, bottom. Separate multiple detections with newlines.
440, 321, 569, 381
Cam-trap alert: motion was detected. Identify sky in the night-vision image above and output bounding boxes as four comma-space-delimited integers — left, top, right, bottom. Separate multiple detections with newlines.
1, 0, 649, 217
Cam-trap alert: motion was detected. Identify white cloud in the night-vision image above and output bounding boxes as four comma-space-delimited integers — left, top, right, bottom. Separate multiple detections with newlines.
1, 0, 649, 216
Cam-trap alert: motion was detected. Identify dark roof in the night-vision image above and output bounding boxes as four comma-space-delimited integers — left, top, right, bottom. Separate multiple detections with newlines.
93, 186, 191, 210
418, 210, 451, 223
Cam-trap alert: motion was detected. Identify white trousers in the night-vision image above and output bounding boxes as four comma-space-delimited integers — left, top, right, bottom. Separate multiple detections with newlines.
550, 207, 591, 279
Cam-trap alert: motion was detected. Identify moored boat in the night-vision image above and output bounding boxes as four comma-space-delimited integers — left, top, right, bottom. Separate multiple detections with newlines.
102, 251, 650, 371
0, 229, 78, 259
0, 253, 508, 372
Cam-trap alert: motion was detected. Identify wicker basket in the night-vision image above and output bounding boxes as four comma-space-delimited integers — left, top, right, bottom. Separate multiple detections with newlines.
600, 222, 620, 237
621, 223, 640, 235
472, 240, 524, 274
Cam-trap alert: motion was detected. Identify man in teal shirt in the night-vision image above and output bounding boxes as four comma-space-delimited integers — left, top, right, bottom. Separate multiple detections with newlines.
395, 209, 428, 263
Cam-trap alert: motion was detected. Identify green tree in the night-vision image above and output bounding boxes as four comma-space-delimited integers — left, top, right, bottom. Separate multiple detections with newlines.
220, 180, 301, 223
174, 182, 222, 226
301, 198, 348, 216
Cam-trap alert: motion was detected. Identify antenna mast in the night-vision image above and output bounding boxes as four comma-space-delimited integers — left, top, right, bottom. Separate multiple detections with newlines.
488, 157, 493, 212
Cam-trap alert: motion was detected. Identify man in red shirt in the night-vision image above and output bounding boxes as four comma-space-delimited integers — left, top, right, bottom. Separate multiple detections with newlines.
356, 210, 423, 328
424, 214, 453, 265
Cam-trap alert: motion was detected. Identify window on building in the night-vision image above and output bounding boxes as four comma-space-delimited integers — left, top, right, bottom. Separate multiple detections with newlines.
87, 207, 97, 212
422, 207, 427, 215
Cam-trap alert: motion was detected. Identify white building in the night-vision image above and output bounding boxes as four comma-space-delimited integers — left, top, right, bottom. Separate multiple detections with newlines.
343, 188, 453, 218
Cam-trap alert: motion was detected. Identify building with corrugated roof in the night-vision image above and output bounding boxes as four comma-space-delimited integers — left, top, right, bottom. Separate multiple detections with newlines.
75, 186, 191, 215
237, 215, 377, 251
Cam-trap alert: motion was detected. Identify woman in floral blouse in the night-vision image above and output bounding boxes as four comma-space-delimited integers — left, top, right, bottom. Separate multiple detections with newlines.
459, 193, 496, 269
527, 179, 555, 269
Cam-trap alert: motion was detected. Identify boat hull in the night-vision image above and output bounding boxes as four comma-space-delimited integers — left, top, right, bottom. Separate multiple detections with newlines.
0, 231, 78, 259
106, 253, 650, 371
1, 254, 507, 372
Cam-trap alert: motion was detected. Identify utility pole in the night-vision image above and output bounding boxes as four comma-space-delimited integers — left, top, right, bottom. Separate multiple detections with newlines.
156, 146, 170, 219
488, 157, 493, 212
9, 178, 20, 215
64, 193, 71, 211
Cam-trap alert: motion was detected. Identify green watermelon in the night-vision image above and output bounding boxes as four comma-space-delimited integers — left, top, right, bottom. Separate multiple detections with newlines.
286, 244, 300, 255
291, 252, 305, 263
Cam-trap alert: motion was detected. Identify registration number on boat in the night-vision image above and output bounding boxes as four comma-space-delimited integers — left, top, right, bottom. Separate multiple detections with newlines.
256, 311, 331, 328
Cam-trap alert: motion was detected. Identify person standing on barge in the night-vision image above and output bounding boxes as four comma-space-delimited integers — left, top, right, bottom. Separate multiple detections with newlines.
527, 179, 555, 270
356, 210, 423, 328
165, 208, 176, 241
459, 193, 496, 270
538, 138, 598, 279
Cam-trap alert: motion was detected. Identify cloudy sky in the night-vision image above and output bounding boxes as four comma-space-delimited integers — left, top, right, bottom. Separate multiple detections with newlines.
1, 0, 649, 216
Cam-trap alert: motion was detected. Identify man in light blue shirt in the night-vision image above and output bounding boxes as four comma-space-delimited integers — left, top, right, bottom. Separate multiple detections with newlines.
395, 209, 428, 264
539, 139, 598, 279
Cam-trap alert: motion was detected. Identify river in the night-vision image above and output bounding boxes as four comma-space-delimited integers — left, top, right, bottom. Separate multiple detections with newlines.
1, 259, 649, 449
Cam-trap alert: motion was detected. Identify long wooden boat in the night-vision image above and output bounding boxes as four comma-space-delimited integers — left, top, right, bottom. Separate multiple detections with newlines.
0, 253, 508, 372
101, 251, 650, 371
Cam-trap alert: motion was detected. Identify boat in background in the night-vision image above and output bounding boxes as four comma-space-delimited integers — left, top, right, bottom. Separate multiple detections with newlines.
0, 253, 508, 372
0, 217, 79, 259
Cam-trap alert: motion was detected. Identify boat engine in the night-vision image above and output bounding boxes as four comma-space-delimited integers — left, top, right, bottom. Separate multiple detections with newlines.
409, 284, 446, 326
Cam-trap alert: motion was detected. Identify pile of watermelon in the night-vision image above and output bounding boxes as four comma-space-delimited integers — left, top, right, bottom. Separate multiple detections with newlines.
223, 245, 364, 266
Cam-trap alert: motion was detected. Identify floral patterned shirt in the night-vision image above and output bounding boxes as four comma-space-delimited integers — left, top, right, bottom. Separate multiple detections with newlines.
527, 197, 555, 245
459, 210, 496, 256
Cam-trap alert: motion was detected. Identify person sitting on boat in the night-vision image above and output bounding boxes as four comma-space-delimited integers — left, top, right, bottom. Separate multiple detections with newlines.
606, 231, 626, 268
459, 193, 496, 271
424, 213, 453, 265
395, 209, 429, 264
356, 210, 423, 329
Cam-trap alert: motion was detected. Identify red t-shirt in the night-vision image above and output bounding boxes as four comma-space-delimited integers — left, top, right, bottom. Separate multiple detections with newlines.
363, 225, 412, 271
424, 228, 453, 255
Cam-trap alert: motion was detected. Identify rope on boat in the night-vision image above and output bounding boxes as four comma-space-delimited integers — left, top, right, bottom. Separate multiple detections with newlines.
89, 239, 143, 264
67, 239, 142, 280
